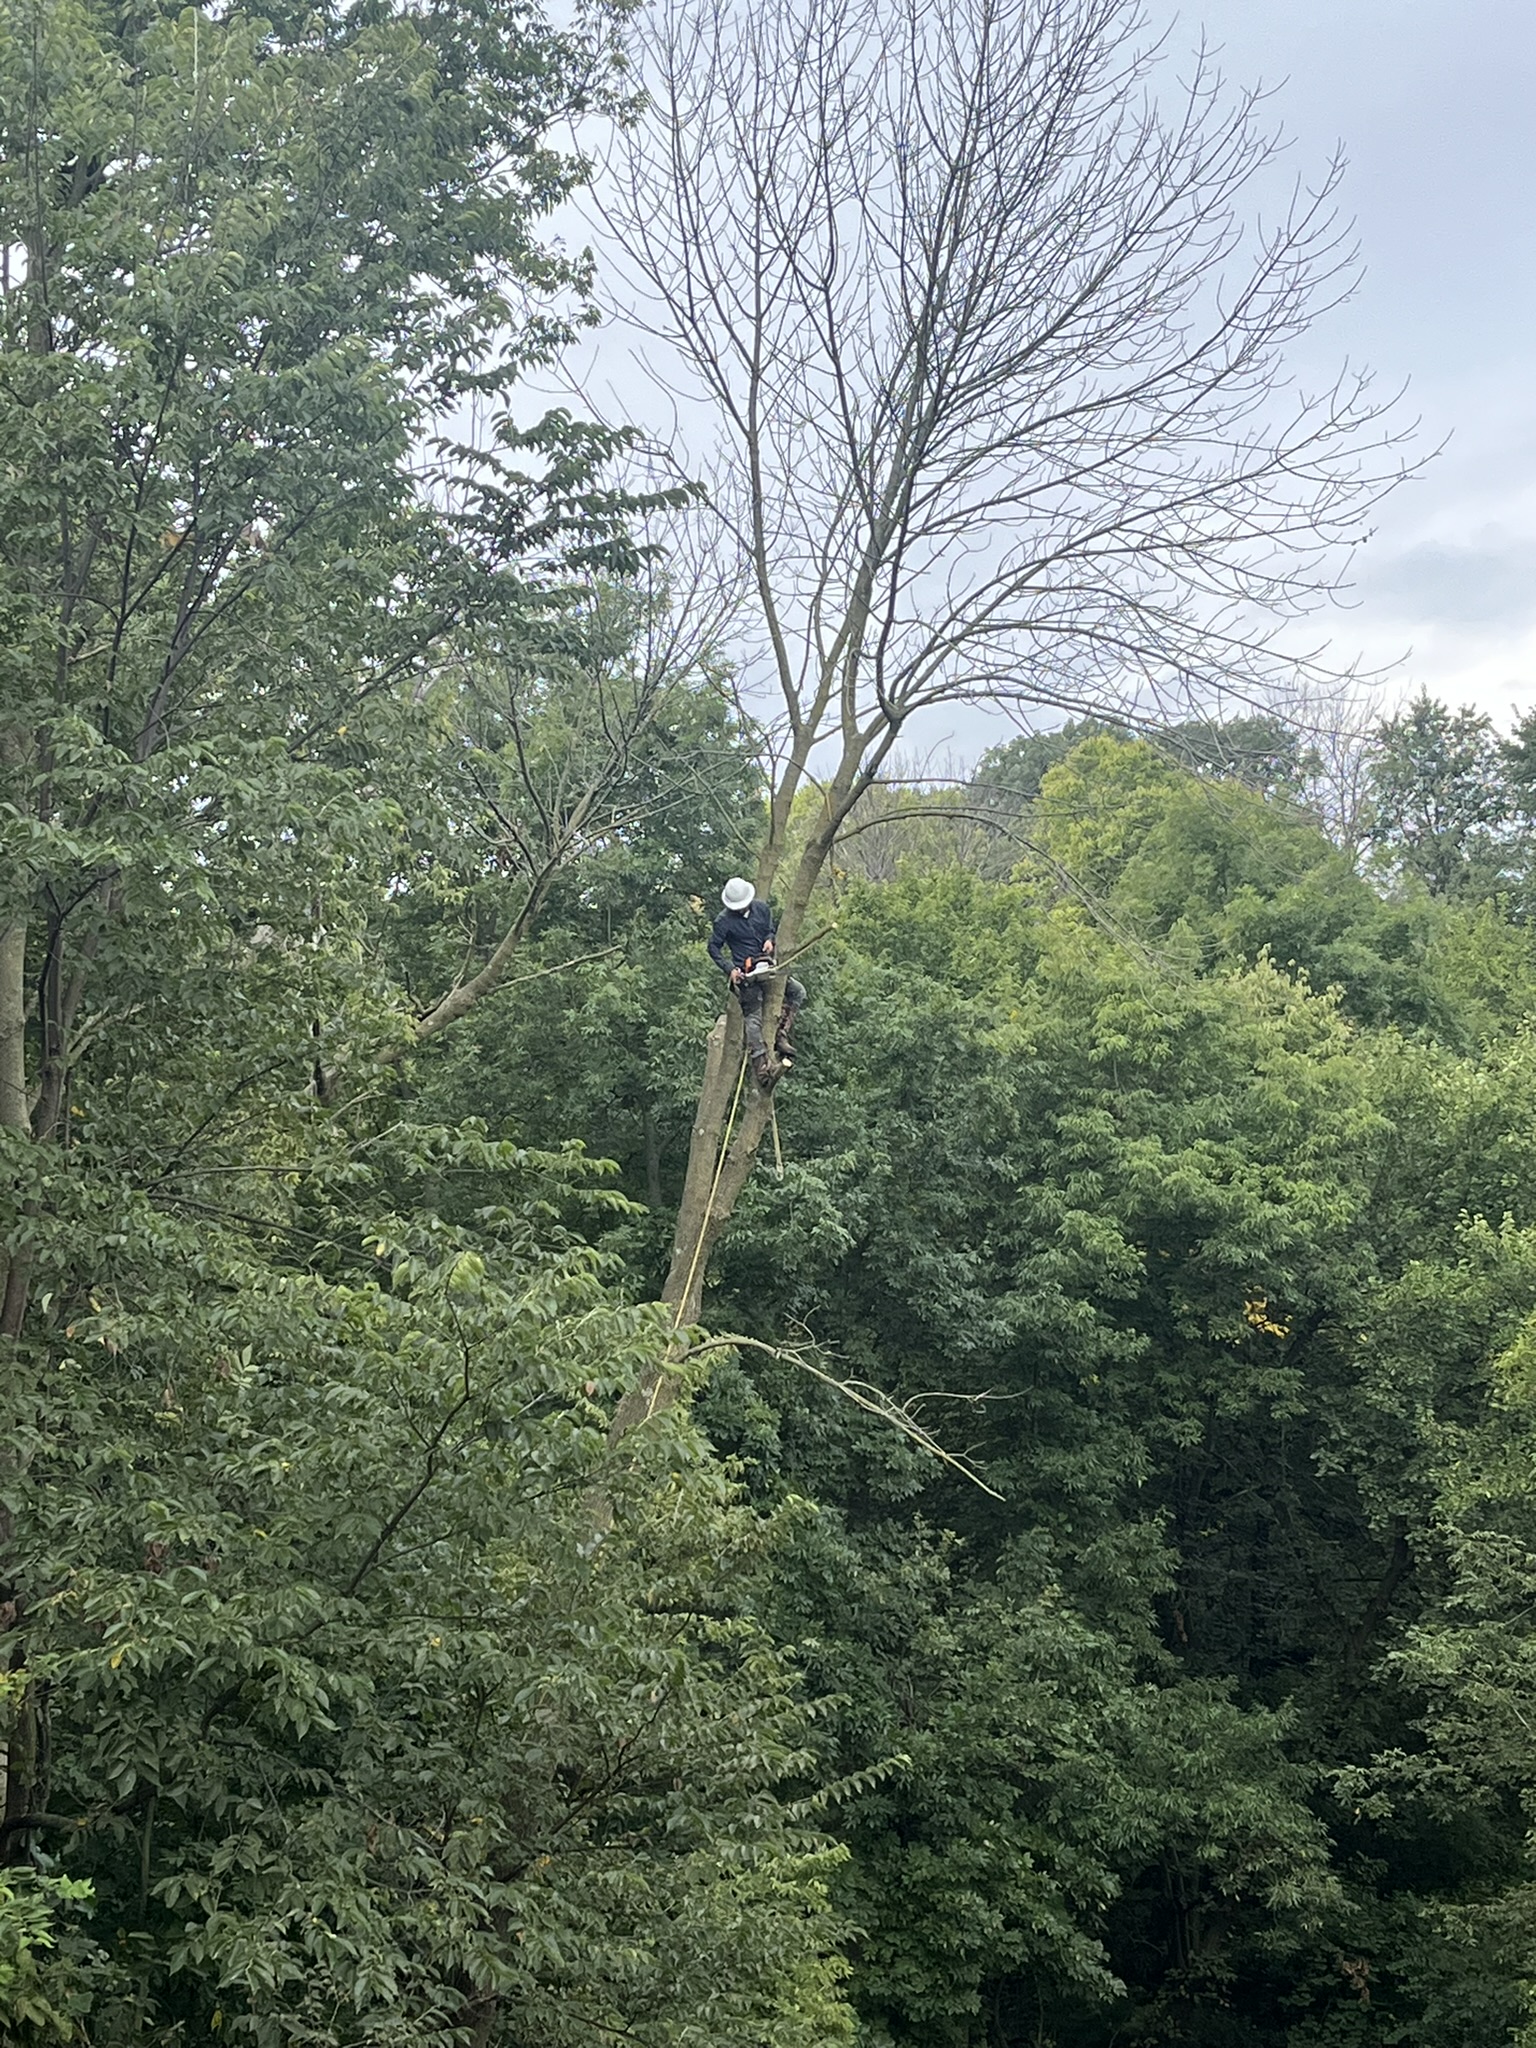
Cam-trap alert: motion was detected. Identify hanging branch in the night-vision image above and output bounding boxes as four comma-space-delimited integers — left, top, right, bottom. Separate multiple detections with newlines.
687, 1334, 1007, 1499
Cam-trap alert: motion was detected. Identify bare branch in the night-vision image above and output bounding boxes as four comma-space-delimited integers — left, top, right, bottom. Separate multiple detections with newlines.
598, 0, 1412, 945
592, 0, 1417, 1353
688, 1333, 1006, 1497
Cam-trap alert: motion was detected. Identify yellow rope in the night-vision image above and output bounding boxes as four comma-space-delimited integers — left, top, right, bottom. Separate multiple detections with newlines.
670, 1051, 750, 1336
664, 929, 831, 1355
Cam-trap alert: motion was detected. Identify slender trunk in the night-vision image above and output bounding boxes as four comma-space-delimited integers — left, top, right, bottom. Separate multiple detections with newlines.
407, 849, 573, 1051
31, 909, 67, 1145
642, 1100, 662, 1212
1341, 1522, 1413, 1688
0, 913, 31, 1338
137, 1789, 157, 1926
3, 168, 79, 1863
0, 1648, 46, 1869
0, 735, 33, 1821
0, 905, 35, 1851
758, 763, 805, 897
0, 918, 25, 1139
412, 890, 544, 1043
0, 1254, 30, 1342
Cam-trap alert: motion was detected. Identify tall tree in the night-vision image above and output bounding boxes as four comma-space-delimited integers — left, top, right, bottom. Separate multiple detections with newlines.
0, 0, 650, 1330
0, 0, 658, 1964
600, 0, 1410, 1354
1367, 693, 1512, 900
0, 7, 860, 2024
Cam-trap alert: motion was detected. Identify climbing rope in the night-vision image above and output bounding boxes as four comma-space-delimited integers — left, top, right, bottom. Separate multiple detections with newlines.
671, 1049, 750, 1334
665, 919, 836, 1347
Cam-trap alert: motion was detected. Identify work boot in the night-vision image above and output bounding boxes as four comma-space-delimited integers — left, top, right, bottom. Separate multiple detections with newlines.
774, 1007, 799, 1067
749, 1048, 781, 1090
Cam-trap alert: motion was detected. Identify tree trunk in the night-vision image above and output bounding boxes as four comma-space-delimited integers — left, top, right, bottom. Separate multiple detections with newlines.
608, 1009, 756, 1437
608, 744, 869, 1443
660, 1051, 778, 1328
0, 917, 26, 1139
642, 1099, 662, 1213
0, 915, 34, 1841
0, 912, 31, 1338
659, 1008, 745, 1312
0, 727, 39, 1826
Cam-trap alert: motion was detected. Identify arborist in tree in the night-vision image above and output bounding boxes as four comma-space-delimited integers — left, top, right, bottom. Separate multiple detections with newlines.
708, 878, 805, 1088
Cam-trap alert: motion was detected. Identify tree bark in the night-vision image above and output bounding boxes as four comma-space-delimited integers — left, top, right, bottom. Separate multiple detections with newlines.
607, 752, 864, 1443
660, 1049, 778, 1328
0, 918, 26, 1140
659, 1008, 744, 1313
0, 910, 31, 1337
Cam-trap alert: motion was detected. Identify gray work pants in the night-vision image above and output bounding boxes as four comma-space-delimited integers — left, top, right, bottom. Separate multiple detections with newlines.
736, 974, 805, 1059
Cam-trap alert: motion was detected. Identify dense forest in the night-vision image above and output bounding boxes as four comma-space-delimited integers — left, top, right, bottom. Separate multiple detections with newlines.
6, 1, 1536, 2045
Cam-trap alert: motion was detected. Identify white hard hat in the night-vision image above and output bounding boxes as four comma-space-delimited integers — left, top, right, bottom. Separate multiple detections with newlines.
721, 876, 754, 911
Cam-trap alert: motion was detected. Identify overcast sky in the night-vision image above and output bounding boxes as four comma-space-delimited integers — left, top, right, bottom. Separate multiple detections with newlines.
563, 1, 1536, 753
1153, 0, 1536, 727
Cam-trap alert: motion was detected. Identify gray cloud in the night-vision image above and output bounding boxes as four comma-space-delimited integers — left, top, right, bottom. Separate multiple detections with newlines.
1164, 3, 1536, 706
1351, 535, 1536, 630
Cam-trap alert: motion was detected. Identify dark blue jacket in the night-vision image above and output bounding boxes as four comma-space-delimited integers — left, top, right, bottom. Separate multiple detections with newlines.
708, 898, 776, 975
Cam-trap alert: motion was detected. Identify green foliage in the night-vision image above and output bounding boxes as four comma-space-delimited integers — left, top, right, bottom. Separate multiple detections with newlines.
1030, 737, 1451, 1028
0, 4, 846, 2043
0, 1869, 95, 2039
1366, 695, 1514, 901
971, 720, 1127, 813
5, 1127, 852, 2043
0, 0, 665, 1135
12, 9, 1536, 2039
386, 614, 760, 1064
679, 872, 1370, 2040
662, 807, 1536, 2045
23, 663, 1536, 2043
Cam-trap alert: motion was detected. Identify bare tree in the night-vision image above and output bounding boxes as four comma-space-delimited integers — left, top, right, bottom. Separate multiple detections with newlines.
598, 0, 1410, 1381
1295, 691, 1383, 858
